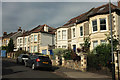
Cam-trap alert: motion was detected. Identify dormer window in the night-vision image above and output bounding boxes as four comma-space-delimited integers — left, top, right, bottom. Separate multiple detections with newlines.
44, 26, 48, 32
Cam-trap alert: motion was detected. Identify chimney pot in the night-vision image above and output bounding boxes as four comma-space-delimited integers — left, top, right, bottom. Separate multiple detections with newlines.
118, 0, 120, 8
3, 32, 7, 36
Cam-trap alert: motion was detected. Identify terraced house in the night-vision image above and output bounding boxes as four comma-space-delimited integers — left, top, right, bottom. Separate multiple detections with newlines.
56, 2, 120, 52
17, 24, 55, 55
0, 27, 23, 50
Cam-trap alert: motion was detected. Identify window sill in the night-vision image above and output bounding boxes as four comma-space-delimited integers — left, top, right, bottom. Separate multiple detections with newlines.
100, 30, 108, 32
92, 31, 98, 33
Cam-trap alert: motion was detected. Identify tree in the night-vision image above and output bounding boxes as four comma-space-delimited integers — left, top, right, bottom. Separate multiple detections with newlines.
7, 38, 14, 52
77, 37, 91, 53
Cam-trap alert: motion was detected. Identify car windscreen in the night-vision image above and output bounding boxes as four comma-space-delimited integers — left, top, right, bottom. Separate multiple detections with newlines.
38, 56, 50, 60
22, 55, 29, 58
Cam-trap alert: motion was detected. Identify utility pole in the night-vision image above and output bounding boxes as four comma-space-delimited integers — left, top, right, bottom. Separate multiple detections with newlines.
109, 0, 115, 80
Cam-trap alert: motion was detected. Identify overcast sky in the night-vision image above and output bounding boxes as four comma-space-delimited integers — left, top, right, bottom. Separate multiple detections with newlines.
1, 2, 118, 35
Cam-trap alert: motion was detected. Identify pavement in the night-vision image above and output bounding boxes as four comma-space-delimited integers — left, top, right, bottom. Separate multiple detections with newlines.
2, 58, 112, 80
55, 66, 112, 80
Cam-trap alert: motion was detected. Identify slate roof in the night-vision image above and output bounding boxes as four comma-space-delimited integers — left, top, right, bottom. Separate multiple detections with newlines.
58, 3, 120, 29
31, 24, 56, 34
18, 24, 55, 37
2, 32, 17, 39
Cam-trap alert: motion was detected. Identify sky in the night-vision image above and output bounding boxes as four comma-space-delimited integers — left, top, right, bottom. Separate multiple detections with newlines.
1, 1, 118, 35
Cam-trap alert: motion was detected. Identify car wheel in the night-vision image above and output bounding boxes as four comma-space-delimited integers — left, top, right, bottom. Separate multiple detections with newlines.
25, 61, 28, 67
16, 59, 19, 64
22, 60, 24, 65
32, 63, 36, 70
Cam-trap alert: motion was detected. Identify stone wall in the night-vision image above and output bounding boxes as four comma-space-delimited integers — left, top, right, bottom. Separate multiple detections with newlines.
7, 52, 16, 59
63, 60, 81, 70
52, 54, 87, 72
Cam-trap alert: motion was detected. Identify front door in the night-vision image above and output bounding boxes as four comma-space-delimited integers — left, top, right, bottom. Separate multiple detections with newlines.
73, 45, 76, 53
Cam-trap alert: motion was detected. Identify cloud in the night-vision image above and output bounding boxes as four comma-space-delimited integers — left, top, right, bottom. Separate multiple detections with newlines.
2, 2, 117, 33
2, 0, 118, 2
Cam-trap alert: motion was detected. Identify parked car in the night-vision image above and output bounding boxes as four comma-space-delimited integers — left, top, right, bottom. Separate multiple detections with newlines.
16, 54, 29, 64
24, 55, 52, 70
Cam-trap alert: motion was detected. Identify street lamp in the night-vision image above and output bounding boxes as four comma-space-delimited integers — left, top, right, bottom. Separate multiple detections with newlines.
108, 0, 115, 80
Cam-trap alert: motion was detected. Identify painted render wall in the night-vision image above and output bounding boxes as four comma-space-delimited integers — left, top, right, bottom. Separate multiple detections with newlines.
41, 33, 55, 46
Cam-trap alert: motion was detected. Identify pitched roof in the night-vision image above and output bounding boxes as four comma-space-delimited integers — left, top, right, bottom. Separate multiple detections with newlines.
59, 3, 120, 28
2, 32, 17, 39
31, 24, 56, 34
17, 24, 56, 38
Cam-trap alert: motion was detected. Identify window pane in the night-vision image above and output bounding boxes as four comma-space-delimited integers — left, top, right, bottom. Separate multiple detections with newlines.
93, 41, 98, 48
92, 20, 97, 32
62, 46, 66, 48
100, 18, 106, 30
73, 28, 75, 37
101, 40, 106, 44
58, 31, 61, 40
62, 30, 66, 40
80, 26, 83, 36
31, 35, 33, 42
34, 35, 37, 42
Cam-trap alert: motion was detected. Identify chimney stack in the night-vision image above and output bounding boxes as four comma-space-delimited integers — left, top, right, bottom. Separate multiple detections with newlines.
3, 32, 7, 36
118, 0, 120, 8
18, 27, 22, 32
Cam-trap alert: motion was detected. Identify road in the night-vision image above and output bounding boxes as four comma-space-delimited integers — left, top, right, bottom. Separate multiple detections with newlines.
2, 58, 112, 80
2, 58, 73, 80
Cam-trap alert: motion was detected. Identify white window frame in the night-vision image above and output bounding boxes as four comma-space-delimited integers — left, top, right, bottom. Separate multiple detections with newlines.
62, 45, 66, 49
31, 46, 33, 53
73, 28, 75, 38
92, 19, 98, 32
80, 26, 83, 36
34, 35, 37, 42
93, 40, 98, 48
99, 18, 107, 31
58, 31, 61, 40
31, 35, 33, 42
101, 40, 106, 44
25, 38, 27, 44
34, 46, 37, 52
62, 30, 66, 40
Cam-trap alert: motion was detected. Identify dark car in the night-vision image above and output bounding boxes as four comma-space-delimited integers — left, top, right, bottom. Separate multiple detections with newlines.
25, 55, 52, 70
16, 54, 29, 64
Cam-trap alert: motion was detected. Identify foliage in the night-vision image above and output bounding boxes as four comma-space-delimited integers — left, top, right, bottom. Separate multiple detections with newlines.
7, 38, 14, 53
88, 43, 112, 71
15, 50, 29, 57
63, 49, 72, 60
77, 37, 91, 53
0, 46, 7, 50
52, 48, 65, 56
105, 33, 119, 51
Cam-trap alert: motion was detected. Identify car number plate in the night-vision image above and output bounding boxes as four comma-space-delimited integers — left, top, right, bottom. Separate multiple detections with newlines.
43, 62, 48, 64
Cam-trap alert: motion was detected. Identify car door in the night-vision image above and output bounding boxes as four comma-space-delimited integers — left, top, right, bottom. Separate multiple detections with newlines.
28, 55, 36, 67
27, 56, 33, 67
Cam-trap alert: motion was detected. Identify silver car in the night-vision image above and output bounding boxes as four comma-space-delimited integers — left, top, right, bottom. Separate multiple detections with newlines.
16, 54, 29, 64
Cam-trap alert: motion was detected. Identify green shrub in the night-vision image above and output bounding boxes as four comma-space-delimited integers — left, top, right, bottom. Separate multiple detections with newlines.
63, 49, 72, 60
88, 43, 112, 71
52, 48, 65, 56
